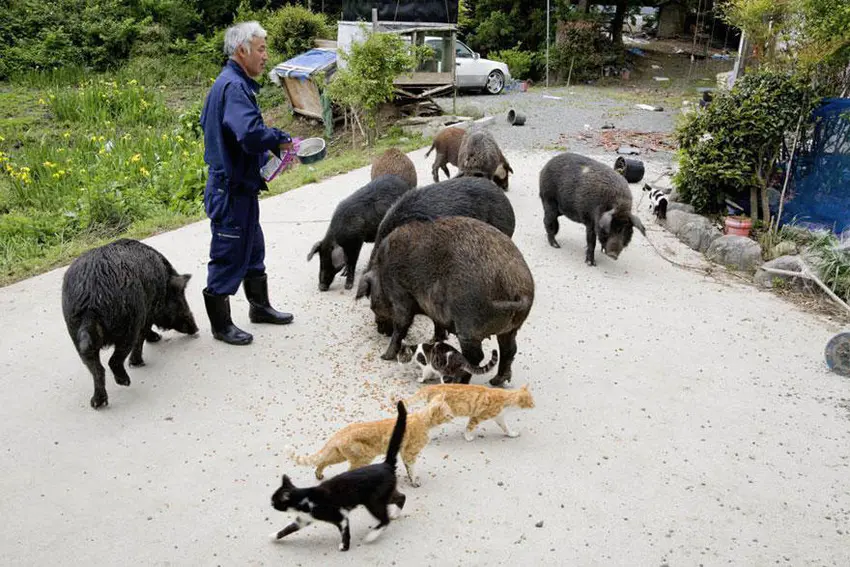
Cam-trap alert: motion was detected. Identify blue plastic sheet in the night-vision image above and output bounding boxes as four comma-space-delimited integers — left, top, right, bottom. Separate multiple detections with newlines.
780, 97, 850, 234
271, 49, 337, 81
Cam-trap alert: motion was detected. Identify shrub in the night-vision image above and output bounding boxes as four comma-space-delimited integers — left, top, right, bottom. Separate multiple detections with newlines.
552, 18, 619, 83
265, 4, 332, 62
673, 70, 814, 218
326, 27, 430, 145
491, 45, 534, 80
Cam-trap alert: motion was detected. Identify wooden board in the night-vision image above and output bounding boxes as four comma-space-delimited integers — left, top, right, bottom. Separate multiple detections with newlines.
282, 77, 323, 117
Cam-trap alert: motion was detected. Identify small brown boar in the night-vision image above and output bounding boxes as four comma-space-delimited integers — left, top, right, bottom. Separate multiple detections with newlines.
371, 148, 417, 189
424, 127, 465, 183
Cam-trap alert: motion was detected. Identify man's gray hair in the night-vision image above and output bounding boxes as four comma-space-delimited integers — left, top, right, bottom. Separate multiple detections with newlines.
224, 21, 267, 57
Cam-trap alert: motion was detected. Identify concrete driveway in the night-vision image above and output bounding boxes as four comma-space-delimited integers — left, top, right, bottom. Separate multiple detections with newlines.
2, 147, 849, 566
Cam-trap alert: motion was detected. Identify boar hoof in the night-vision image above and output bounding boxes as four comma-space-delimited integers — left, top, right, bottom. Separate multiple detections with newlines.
380, 351, 397, 361
129, 358, 145, 368
585, 257, 596, 267
90, 392, 108, 409
344, 280, 354, 290
114, 373, 131, 387
547, 237, 560, 249
145, 330, 162, 343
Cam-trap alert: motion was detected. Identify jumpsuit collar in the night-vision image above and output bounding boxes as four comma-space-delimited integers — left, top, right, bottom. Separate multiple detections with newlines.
226, 59, 262, 93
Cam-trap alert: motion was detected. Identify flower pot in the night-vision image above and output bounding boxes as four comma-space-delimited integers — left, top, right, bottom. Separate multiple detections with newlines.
724, 216, 753, 237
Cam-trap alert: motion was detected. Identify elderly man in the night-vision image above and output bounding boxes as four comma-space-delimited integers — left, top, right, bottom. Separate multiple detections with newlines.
200, 21, 294, 346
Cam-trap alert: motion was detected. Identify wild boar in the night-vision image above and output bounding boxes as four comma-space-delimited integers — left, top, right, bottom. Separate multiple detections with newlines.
61, 239, 198, 409
456, 129, 513, 191
539, 152, 646, 266
356, 216, 534, 387
371, 148, 417, 189
308, 174, 413, 291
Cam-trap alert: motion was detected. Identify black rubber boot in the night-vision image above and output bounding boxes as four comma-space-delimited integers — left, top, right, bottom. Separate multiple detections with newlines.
203, 289, 253, 345
243, 273, 294, 325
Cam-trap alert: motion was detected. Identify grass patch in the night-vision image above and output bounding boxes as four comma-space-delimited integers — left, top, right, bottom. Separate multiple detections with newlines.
0, 62, 429, 287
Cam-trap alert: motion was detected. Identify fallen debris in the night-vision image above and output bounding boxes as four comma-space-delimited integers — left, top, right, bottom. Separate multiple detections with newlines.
636, 103, 664, 112
563, 129, 677, 154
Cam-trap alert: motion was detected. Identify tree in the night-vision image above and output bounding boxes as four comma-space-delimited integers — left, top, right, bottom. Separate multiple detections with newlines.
325, 27, 430, 146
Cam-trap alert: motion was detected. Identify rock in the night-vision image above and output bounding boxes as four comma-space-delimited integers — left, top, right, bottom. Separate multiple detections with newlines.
706, 235, 764, 272
770, 241, 798, 259
667, 202, 695, 214
664, 210, 722, 253
535, 520, 544, 528
667, 187, 681, 202
755, 255, 812, 291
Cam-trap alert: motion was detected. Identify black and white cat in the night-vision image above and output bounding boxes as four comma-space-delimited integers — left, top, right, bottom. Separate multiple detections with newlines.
397, 341, 499, 384
270, 401, 408, 552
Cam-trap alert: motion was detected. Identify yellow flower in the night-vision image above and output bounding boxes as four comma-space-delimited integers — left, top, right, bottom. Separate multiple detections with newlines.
79, 169, 86, 175
0, 135, 4, 141
20, 167, 30, 173
90, 136, 98, 142
98, 136, 105, 142
176, 135, 184, 143
128, 79, 138, 86
58, 170, 66, 176
139, 167, 150, 177
130, 154, 142, 163
43, 161, 55, 168
161, 134, 168, 141
63, 132, 70, 139
38, 98, 46, 105
52, 172, 61, 179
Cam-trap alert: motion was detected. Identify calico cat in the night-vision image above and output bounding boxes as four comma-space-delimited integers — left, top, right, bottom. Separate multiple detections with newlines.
397, 341, 499, 384
270, 401, 408, 552
287, 395, 454, 487
406, 383, 535, 442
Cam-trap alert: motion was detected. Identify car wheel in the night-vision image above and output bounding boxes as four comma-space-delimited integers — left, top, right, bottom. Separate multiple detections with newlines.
485, 70, 505, 95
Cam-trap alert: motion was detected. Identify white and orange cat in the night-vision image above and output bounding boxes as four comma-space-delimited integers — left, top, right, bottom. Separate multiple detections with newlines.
287, 395, 454, 487
405, 383, 535, 441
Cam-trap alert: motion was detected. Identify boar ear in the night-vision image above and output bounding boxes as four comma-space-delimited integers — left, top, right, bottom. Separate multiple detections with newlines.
169, 274, 191, 292
306, 241, 322, 262
355, 272, 372, 300
331, 245, 346, 271
599, 209, 614, 233
630, 213, 647, 237
281, 474, 294, 489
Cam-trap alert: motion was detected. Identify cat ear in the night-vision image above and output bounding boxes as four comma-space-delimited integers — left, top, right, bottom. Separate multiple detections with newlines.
281, 474, 294, 489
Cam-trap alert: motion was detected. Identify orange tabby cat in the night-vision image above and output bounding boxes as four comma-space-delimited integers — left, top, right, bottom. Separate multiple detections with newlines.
405, 384, 534, 442
287, 396, 453, 487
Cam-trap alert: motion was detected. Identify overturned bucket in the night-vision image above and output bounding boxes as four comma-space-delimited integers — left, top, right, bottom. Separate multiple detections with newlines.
614, 156, 645, 183
507, 109, 526, 126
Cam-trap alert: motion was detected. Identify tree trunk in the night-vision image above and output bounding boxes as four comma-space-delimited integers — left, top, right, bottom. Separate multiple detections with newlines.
760, 186, 771, 224
611, 0, 628, 46
750, 186, 758, 223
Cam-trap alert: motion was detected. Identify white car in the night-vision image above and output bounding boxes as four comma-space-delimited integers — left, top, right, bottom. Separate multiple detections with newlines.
425, 37, 512, 95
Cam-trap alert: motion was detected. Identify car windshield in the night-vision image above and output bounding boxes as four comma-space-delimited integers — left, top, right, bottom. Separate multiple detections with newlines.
456, 42, 473, 58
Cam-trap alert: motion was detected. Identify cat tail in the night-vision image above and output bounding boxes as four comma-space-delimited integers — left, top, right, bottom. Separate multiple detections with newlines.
286, 445, 323, 467
384, 401, 408, 469
462, 349, 499, 375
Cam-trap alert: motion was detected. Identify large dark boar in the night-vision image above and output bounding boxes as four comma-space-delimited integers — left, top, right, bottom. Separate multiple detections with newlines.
539, 152, 646, 266
308, 174, 413, 291
366, 176, 516, 277
61, 239, 199, 409
356, 217, 534, 387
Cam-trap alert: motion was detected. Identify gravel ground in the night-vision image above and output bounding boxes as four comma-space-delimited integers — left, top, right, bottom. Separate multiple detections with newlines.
434, 84, 683, 163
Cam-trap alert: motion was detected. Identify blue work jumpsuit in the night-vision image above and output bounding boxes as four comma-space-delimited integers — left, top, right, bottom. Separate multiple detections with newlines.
200, 59, 292, 296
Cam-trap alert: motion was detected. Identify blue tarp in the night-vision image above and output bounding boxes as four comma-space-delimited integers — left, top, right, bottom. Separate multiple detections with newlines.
270, 49, 337, 81
780, 97, 850, 234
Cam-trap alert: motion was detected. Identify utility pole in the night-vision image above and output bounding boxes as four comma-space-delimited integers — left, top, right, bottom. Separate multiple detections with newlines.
546, 0, 550, 88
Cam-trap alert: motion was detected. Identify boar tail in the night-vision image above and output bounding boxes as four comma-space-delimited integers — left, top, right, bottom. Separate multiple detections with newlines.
492, 296, 532, 314
425, 142, 435, 157
76, 316, 101, 356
